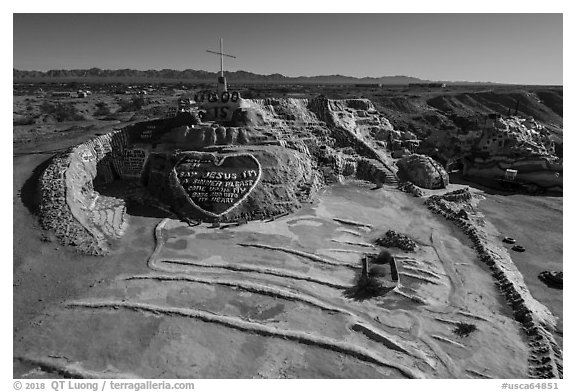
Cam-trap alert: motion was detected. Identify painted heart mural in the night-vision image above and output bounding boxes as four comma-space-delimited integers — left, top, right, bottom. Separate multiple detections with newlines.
173, 152, 261, 217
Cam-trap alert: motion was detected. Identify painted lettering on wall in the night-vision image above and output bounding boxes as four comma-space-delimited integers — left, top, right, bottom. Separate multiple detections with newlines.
174, 153, 261, 217
120, 149, 147, 177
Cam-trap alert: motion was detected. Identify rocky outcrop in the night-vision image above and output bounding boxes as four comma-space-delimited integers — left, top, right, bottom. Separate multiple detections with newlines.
397, 182, 425, 197
441, 187, 472, 203
375, 231, 417, 252
396, 154, 449, 189
247, 97, 398, 185
481, 116, 557, 157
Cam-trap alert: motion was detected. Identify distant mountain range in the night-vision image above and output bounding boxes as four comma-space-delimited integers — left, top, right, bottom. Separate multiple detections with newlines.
13, 68, 437, 85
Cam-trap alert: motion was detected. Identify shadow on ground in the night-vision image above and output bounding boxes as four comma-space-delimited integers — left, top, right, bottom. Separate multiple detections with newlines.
344, 271, 397, 301
19, 156, 53, 215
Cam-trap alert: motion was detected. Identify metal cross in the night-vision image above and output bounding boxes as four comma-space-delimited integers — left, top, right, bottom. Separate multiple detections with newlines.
206, 38, 237, 77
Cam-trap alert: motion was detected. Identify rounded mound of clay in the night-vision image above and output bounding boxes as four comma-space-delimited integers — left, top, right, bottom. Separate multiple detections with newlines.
396, 154, 449, 189
164, 145, 319, 221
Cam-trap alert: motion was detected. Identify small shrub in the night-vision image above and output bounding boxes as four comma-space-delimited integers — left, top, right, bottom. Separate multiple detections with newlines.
369, 265, 388, 277
453, 322, 477, 337
356, 275, 384, 297
94, 101, 111, 116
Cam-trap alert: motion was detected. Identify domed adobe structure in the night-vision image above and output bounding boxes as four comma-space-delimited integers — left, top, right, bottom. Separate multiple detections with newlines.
396, 154, 449, 189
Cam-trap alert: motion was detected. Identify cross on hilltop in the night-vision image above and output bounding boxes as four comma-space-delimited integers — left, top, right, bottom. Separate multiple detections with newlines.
206, 38, 237, 78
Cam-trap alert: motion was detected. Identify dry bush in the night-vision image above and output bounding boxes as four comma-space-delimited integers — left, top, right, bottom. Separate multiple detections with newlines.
453, 322, 477, 337
39, 101, 84, 122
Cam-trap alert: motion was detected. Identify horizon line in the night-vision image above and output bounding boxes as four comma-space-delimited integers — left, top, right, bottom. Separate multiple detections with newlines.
13, 67, 560, 86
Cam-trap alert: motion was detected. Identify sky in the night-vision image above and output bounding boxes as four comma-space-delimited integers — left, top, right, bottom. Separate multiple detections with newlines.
13, 13, 563, 85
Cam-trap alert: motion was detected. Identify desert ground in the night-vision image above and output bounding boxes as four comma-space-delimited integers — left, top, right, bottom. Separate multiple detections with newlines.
475, 191, 563, 346
13, 84, 562, 378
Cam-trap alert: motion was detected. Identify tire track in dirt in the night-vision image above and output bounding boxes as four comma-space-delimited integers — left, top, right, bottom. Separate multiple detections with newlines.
238, 243, 361, 269
429, 229, 465, 309
126, 274, 348, 313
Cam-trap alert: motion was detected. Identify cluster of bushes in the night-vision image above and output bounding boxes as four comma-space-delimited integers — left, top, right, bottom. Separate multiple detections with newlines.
39, 101, 84, 122
118, 96, 148, 112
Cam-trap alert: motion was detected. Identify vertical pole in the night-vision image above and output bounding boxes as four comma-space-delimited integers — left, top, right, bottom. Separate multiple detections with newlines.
361, 255, 369, 280
389, 255, 399, 282
220, 38, 224, 77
